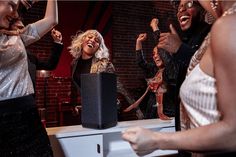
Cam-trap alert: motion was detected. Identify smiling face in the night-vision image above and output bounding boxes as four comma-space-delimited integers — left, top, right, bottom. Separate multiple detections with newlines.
0, 0, 19, 29
177, 0, 200, 31
153, 47, 163, 67
81, 32, 101, 59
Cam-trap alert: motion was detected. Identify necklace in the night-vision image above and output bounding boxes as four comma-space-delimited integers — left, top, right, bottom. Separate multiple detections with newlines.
187, 33, 211, 74
222, 2, 236, 17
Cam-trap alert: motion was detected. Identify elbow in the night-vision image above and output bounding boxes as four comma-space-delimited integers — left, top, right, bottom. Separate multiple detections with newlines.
55, 17, 59, 26
52, 18, 59, 27
48, 15, 58, 28
43, 17, 58, 30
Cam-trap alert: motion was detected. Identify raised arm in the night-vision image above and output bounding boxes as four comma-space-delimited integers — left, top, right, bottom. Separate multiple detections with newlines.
34, 0, 58, 38
150, 18, 159, 32
136, 33, 147, 51
150, 18, 161, 45
35, 29, 63, 70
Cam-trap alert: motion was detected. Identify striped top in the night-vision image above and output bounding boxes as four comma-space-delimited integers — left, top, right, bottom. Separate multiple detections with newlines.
180, 64, 221, 130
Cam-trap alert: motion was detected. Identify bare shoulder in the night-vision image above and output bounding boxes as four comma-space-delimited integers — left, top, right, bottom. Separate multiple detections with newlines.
211, 15, 236, 61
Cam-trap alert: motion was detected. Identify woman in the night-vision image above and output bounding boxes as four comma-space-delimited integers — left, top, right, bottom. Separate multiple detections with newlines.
124, 18, 176, 120
69, 30, 144, 119
0, 0, 58, 156
125, 30, 171, 120
69, 29, 114, 87
122, 0, 236, 156
146, 46, 171, 120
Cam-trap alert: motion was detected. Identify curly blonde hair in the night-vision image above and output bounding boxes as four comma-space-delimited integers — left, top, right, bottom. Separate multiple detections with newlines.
68, 29, 109, 59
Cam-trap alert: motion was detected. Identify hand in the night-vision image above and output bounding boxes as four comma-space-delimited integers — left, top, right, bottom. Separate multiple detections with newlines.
136, 33, 147, 43
51, 28, 62, 43
150, 18, 159, 31
136, 33, 147, 50
157, 24, 182, 54
122, 127, 159, 156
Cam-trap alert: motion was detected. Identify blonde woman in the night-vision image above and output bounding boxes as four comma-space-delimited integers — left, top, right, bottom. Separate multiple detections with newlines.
68, 30, 144, 119
68, 30, 114, 88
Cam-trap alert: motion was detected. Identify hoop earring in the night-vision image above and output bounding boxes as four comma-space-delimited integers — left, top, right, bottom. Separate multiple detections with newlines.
210, 0, 219, 11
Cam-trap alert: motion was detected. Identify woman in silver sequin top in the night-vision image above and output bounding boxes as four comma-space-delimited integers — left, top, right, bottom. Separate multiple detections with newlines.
0, 0, 58, 156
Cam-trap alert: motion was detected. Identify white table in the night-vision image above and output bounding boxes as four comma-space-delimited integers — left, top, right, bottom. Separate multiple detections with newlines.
47, 119, 177, 157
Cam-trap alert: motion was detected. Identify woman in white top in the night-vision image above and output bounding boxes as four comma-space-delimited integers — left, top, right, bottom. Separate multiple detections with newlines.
122, 0, 236, 156
0, 0, 57, 156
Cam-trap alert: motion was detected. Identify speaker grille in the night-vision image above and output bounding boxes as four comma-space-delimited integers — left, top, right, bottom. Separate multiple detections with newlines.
81, 73, 117, 129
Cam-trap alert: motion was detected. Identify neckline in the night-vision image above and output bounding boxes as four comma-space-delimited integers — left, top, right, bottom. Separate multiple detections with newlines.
80, 55, 93, 61
192, 64, 215, 80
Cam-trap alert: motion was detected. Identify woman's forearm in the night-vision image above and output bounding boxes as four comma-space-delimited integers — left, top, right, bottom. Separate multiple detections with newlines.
34, 0, 58, 37
157, 121, 236, 153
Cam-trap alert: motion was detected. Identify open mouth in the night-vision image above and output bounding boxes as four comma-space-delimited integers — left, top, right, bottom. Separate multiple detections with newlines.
87, 43, 94, 48
179, 15, 190, 25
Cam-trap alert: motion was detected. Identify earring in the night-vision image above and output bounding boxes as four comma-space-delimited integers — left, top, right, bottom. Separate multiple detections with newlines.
210, 0, 219, 11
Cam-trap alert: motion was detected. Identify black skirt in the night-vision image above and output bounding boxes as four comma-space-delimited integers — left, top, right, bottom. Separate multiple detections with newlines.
0, 95, 53, 157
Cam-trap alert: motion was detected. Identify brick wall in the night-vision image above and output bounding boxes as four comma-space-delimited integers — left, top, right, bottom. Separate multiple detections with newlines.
113, 1, 177, 90
22, 1, 177, 127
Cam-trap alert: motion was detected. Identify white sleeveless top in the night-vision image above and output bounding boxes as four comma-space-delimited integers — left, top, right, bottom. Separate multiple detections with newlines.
180, 64, 221, 129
